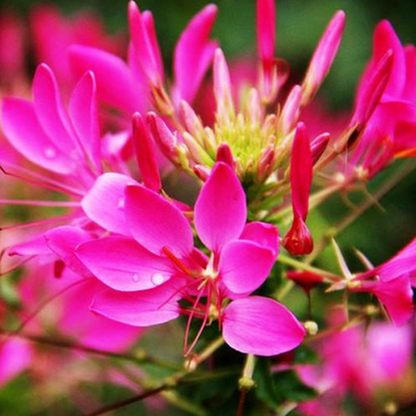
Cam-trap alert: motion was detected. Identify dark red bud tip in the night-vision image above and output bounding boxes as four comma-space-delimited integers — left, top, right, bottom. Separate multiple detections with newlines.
282, 216, 314, 256
286, 271, 323, 293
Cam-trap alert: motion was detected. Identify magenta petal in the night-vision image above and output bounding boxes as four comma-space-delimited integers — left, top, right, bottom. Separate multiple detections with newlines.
219, 240, 275, 295
240, 222, 279, 257
45, 226, 93, 277
82, 173, 138, 235
223, 296, 306, 356
372, 275, 413, 326
69, 71, 101, 172
32, 64, 78, 155
8, 235, 51, 257
69, 44, 146, 115
257, 0, 275, 62
125, 184, 193, 257
173, 4, 218, 104
194, 162, 247, 253
91, 283, 181, 327
403, 45, 416, 102
77, 236, 174, 291
1, 97, 74, 174
290, 123, 312, 220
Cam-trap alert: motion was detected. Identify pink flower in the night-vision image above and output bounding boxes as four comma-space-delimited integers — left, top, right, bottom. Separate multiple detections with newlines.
350, 237, 416, 325
77, 163, 306, 356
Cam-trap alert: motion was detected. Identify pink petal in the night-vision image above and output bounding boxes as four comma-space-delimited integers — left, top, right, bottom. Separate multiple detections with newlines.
223, 296, 306, 356
372, 275, 413, 326
91, 282, 181, 327
132, 112, 161, 192
395, 120, 416, 157
0, 338, 31, 387
8, 235, 51, 257
1, 97, 75, 174
125, 184, 193, 257
77, 236, 174, 291
82, 173, 138, 234
194, 162, 247, 254
32, 64, 79, 155
240, 222, 280, 257
290, 122, 312, 220
358, 237, 416, 282
69, 44, 146, 115
45, 226, 93, 277
219, 240, 276, 295
128, 1, 162, 85
173, 4, 218, 104
69, 71, 101, 173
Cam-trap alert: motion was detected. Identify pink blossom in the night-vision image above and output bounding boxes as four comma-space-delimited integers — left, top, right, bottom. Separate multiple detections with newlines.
78, 162, 305, 356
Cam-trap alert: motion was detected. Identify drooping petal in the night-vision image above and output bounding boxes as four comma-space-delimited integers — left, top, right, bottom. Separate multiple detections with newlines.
194, 162, 247, 254
69, 71, 101, 173
1, 97, 75, 174
289, 122, 312, 220
77, 236, 174, 291
219, 240, 275, 295
132, 112, 161, 192
91, 282, 181, 327
240, 222, 279, 257
82, 173, 138, 235
125, 184, 193, 257
69, 44, 146, 115
45, 226, 93, 277
173, 4, 218, 104
32, 64, 79, 155
223, 296, 306, 356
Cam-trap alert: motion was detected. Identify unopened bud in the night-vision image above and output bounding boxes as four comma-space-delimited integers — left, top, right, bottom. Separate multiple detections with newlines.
303, 320, 318, 335
282, 216, 314, 256
216, 143, 235, 170
280, 85, 302, 135
311, 132, 330, 164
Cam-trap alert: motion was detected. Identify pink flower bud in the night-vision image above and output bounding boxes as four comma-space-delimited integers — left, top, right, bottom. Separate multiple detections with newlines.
302, 10, 346, 104
282, 216, 314, 256
279, 85, 302, 135
311, 132, 330, 165
147, 112, 179, 162
216, 143, 235, 170
213, 48, 234, 123
351, 49, 393, 129
133, 112, 161, 192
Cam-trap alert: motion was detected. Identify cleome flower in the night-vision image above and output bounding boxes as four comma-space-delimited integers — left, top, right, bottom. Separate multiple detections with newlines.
76, 162, 306, 356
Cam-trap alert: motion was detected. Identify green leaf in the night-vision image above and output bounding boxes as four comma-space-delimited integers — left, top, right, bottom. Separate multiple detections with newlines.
253, 358, 318, 409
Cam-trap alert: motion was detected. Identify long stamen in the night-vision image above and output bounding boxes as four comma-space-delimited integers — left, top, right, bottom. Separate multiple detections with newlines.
0, 199, 81, 207
183, 283, 206, 355
0, 162, 84, 197
162, 246, 194, 276
0, 213, 80, 232
184, 283, 211, 357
